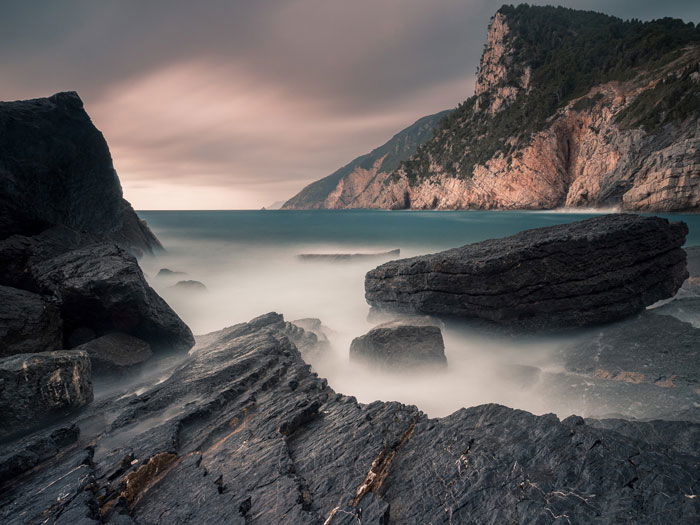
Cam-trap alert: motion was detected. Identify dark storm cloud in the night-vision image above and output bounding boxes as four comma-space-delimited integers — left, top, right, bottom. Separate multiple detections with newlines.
1, 1, 698, 208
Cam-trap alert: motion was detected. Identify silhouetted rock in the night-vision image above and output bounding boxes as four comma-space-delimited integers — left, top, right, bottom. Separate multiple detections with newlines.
1, 313, 696, 523
366, 214, 688, 329
156, 268, 187, 278
0, 285, 62, 357
74, 333, 153, 374
298, 249, 400, 262
0, 92, 161, 256
350, 323, 447, 370
171, 280, 207, 291
0, 351, 92, 442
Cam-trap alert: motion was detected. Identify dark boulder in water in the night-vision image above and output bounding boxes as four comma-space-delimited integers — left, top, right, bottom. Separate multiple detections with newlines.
171, 279, 207, 291
156, 268, 187, 278
0, 285, 62, 357
350, 322, 447, 370
31, 243, 194, 353
73, 333, 153, 374
0, 350, 92, 442
0, 313, 697, 523
365, 214, 688, 329
0, 92, 161, 257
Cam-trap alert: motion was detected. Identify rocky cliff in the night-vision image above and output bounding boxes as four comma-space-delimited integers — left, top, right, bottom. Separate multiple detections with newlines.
290, 6, 700, 211
0, 92, 162, 256
282, 110, 449, 209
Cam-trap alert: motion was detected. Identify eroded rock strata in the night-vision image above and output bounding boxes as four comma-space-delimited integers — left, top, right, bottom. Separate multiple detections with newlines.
365, 214, 688, 329
1, 313, 697, 524
0, 92, 161, 256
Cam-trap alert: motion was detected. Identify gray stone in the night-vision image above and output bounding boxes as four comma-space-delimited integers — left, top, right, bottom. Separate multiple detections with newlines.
74, 333, 153, 374
366, 214, 688, 330
350, 323, 447, 370
170, 280, 207, 291
0, 350, 92, 442
0, 285, 62, 357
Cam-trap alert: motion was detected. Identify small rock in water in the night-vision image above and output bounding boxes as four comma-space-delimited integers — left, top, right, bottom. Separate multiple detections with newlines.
350, 323, 447, 370
73, 332, 153, 374
171, 279, 207, 291
156, 268, 187, 278
0, 350, 93, 441
298, 248, 400, 262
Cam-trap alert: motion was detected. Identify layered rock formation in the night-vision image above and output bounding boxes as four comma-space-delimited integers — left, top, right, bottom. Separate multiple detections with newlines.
1, 313, 697, 524
287, 6, 700, 211
365, 214, 688, 329
282, 111, 449, 209
0, 92, 161, 256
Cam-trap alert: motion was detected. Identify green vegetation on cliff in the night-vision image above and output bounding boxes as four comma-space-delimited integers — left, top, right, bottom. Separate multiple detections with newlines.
401, 4, 700, 184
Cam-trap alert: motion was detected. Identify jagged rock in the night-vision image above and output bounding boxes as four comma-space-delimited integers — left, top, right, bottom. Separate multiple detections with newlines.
170, 280, 207, 291
559, 311, 700, 388
298, 249, 400, 262
1, 313, 696, 524
0, 285, 62, 357
350, 323, 447, 370
74, 333, 153, 374
31, 243, 194, 353
0, 351, 92, 442
586, 417, 700, 456
365, 214, 688, 329
0, 92, 161, 256
292, 318, 332, 350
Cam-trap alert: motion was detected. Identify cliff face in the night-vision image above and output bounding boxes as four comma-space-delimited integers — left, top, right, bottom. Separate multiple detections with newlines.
282, 110, 449, 209
0, 92, 162, 255
290, 6, 700, 211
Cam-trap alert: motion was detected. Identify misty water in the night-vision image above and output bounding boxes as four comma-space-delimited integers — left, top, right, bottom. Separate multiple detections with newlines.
138, 210, 700, 419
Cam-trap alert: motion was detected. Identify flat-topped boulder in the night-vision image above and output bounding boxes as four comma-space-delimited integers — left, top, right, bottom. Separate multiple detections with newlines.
0, 350, 92, 441
350, 323, 447, 370
365, 214, 688, 329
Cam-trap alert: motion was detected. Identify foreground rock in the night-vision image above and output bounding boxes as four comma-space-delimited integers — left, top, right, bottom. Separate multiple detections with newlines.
366, 214, 688, 329
0, 92, 161, 256
0, 285, 62, 357
0, 351, 92, 442
0, 313, 696, 524
350, 323, 447, 370
298, 248, 400, 262
74, 333, 153, 374
32, 243, 194, 353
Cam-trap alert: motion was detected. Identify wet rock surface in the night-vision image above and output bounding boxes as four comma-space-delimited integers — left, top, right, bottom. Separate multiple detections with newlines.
0, 313, 696, 524
350, 323, 447, 370
0, 285, 62, 357
74, 333, 153, 374
0, 92, 161, 256
366, 214, 688, 329
0, 350, 93, 442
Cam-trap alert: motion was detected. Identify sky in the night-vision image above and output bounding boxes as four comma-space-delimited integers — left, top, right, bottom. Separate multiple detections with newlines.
2, 1, 698, 209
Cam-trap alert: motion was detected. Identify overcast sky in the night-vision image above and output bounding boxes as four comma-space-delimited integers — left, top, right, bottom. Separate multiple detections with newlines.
2, 1, 698, 209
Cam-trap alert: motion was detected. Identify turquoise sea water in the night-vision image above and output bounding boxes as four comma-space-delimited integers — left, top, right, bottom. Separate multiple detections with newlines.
137, 210, 698, 417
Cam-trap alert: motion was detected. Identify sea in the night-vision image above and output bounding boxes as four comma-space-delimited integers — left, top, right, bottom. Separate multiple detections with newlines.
138, 209, 700, 418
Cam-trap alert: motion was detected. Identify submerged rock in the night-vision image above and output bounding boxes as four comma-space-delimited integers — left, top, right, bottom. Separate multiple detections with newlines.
0, 92, 161, 256
350, 323, 447, 370
0, 285, 62, 357
366, 214, 688, 329
0, 313, 696, 523
171, 279, 207, 291
298, 248, 400, 262
32, 243, 194, 353
0, 351, 92, 442
74, 333, 153, 374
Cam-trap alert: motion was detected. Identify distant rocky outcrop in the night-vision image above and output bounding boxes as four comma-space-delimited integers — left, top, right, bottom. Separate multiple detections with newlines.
170, 279, 207, 291
0, 92, 162, 256
1, 313, 697, 523
288, 6, 700, 211
0, 350, 92, 442
283, 111, 450, 209
350, 322, 447, 370
298, 248, 400, 262
366, 214, 688, 329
